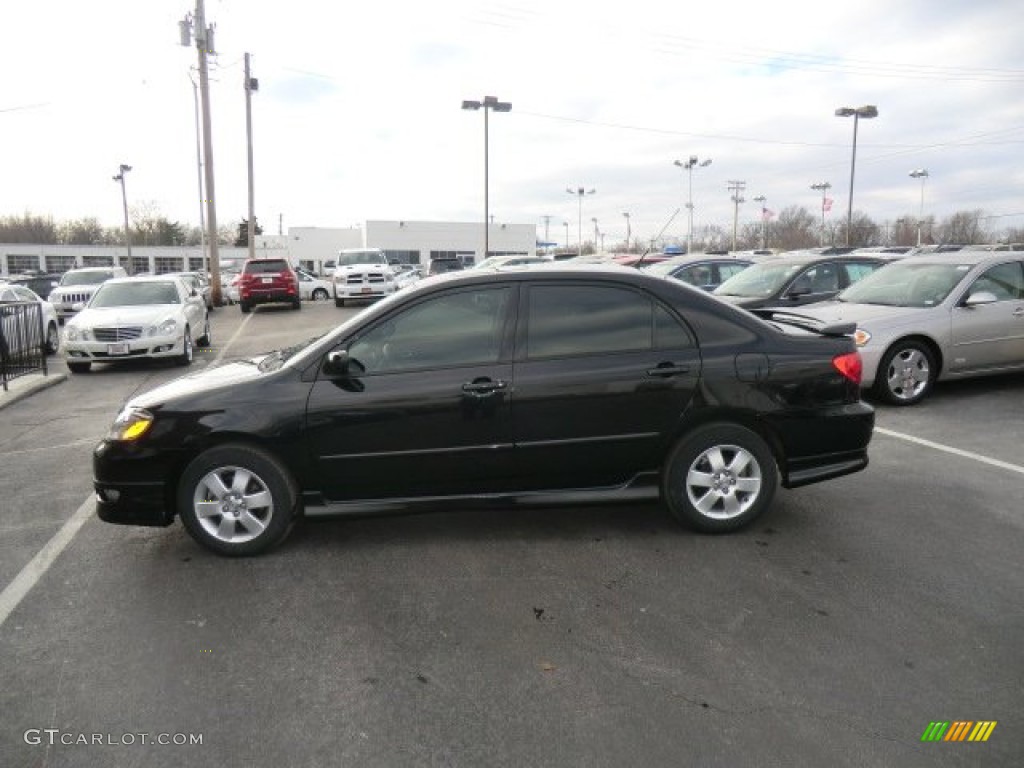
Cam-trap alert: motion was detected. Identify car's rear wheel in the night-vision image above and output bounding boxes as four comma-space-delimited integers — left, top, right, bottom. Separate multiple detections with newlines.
874, 340, 935, 405
334, 297, 345, 308
176, 327, 193, 366
312, 288, 329, 302
662, 423, 777, 533
177, 444, 298, 556
240, 301, 251, 314
67, 361, 91, 373
292, 298, 301, 310
45, 322, 59, 354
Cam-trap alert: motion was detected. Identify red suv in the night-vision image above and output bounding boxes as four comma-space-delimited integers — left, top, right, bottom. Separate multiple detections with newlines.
238, 258, 300, 313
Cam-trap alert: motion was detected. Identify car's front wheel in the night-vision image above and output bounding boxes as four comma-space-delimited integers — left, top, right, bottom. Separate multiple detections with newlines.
874, 340, 935, 405
67, 361, 91, 374
662, 423, 777, 533
177, 444, 298, 556
197, 316, 212, 347
176, 327, 193, 366
312, 288, 329, 302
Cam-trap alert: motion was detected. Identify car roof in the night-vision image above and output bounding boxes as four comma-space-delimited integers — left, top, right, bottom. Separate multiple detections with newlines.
883, 250, 1018, 268
101, 275, 187, 286
648, 253, 753, 266
752, 251, 890, 265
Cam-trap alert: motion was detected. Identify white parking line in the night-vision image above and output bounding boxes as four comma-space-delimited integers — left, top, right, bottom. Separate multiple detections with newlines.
876, 427, 1024, 476
0, 312, 251, 629
0, 497, 93, 628
0, 437, 95, 457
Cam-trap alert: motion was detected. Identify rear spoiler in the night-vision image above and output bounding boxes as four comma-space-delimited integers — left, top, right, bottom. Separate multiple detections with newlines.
748, 308, 856, 337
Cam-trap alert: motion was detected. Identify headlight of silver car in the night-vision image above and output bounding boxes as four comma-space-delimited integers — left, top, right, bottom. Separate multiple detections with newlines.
107, 406, 154, 442
148, 318, 178, 337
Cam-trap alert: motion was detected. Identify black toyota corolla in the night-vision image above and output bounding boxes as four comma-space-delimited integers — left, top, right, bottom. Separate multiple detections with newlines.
94, 265, 874, 556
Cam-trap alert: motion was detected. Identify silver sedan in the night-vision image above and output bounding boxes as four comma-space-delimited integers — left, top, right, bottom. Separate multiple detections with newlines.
765, 251, 1024, 405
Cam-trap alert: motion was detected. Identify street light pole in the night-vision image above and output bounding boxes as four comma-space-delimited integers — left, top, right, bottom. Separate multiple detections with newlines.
112, 164, 132, 274
591, 217, 600, 253
622, 212, 631, 252
563, 221, 569, 254
753, 194, 767, 249
810, 182, 832, 246
462, 95, 511, 262
727, 180, 746, 251
674, 156, 711, 254
835, 104, 878, 246
909, 169, 929, 246
566, 187, 596, 255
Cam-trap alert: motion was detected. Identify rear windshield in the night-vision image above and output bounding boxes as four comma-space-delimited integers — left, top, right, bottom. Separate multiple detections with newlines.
60, 270, 115, 286
245, 260, 291, 274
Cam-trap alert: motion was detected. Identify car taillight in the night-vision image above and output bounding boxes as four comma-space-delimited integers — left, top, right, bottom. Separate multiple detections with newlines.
832, 351, 862, 385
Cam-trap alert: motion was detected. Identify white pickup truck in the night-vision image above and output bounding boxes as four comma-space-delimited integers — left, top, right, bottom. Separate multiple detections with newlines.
331, 249, 399, 307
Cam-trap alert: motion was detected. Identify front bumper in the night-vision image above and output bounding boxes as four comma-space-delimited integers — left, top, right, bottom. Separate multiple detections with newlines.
93, 439, 176, 527
64, 333, 184, 362
334, 284, 395, 300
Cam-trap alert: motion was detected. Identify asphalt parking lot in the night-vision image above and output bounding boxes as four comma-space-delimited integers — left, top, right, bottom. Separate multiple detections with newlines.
1, 301, 1021, 767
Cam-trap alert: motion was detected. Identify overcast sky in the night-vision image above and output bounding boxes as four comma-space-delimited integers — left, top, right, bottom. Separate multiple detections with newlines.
3, 0, 1022, 246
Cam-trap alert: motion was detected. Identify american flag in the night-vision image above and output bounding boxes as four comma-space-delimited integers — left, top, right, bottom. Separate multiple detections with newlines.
761, 208, 775, 221
823, 197, 834, 213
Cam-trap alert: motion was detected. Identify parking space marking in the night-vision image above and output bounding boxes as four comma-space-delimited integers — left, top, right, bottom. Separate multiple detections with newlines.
0, 437, 95, 457
876, 427, 1024, 477
0, 496, 92, 628
213, 312, 252, 365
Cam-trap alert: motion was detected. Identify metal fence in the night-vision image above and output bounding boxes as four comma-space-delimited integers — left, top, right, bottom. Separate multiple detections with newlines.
0, 301, 48, 391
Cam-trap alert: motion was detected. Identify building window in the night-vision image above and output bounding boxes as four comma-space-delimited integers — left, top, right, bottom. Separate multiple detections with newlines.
154, 257, 183, 274
82, 255, 114, 267
7, 254, 41, 273
45, 255, 78, 272
188, 257, 206, 272
132, 256, 150, 274
383, 250, 421, 266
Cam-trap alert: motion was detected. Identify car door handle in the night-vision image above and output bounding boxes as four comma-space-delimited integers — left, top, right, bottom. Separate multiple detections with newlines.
646, 363, 691, 377
462, 379, 508, 397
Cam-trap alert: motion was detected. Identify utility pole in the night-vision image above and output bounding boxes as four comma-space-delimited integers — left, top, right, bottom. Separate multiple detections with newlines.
244, 52, 258, 260
727, 180, 746, 251
188, 71, 205, 271
622, 212, 631, 251
112, 164, 132, 274
180, 0, 222, 304
753, 194, 767, 249
811, 182, 832, 246
541, 214, 552, 254
592, 217, 600, 253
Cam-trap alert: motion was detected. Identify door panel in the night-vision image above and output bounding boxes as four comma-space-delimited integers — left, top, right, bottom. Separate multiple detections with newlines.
951, 261, 1024, 370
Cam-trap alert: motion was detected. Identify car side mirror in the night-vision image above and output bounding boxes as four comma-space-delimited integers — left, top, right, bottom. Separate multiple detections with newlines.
323, 349, 351, 376
787, 279, 812, 298
964, 291, 998, 307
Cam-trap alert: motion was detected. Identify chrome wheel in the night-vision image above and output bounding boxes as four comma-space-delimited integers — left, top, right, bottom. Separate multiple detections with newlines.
46, 322, 59, 354
684, 444, 763, 520
312, 288, 329, 301
192, 465, 274, 545
876, 340, 935, 405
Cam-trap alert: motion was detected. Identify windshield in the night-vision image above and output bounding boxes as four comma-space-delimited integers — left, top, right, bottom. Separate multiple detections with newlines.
61, 271, 114, 287
90, 281, 180, 307
714, 262, 802, 298
337, 251, 383, 266
837, 262, 970, 307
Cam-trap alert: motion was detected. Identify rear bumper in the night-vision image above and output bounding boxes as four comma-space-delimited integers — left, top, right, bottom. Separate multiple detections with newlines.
768, 400, 875, 488
241, 289, 298, 305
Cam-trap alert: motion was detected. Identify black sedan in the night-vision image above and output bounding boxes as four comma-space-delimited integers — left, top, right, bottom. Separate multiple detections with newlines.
713, 252, 894, 309
94, 265, 874, 556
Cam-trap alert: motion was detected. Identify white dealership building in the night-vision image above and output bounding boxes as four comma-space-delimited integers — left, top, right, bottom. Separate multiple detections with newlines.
0, 220, 538, 276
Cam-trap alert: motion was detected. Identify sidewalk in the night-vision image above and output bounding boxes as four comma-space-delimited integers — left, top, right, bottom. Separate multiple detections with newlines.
0, 371, 67, 411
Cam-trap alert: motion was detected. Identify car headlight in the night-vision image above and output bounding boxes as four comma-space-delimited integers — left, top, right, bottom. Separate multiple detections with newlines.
853, 328, 871, 347
148, 318, 178, 337
65, 325, 91, 341
107, 407, 154, 442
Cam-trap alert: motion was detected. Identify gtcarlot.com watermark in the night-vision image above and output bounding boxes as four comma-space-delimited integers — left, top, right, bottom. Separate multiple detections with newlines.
24, 729, 203, 747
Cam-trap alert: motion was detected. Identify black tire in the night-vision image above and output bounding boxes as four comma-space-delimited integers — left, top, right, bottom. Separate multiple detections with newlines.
45, 322, 60, 354
240, 301, 252, 314
177, 443, 298, 556
67, 361, 91, 374
873, 340, 935, 406
312, 288, 329, 302
197, 315, 212, 347
176, 327, 193, 367
334, 297, 345, 308
662, 423, 778, 533
292, 298, 302, 310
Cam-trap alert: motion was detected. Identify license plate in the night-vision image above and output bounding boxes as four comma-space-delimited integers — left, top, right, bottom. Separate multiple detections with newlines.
261, 277, 273, 284
361, 286, 373, 294
107, 343, 129, 356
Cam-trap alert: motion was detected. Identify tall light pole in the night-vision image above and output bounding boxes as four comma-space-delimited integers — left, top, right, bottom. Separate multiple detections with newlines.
909, 169, 929, 246
810, 182, 832, 246
622, 212, 631, 252
566, 187, 596, 255
674, 156, 711, 254
563, 221, 570, 254
462, 95, 511, 261
187, 71, 206, 271
835, 104, 878, 246
591, 217, 600, 253
112, 164, 132, 274
244, 52, 259, 260
753, 194, 767, 249
727, 180, 746, 251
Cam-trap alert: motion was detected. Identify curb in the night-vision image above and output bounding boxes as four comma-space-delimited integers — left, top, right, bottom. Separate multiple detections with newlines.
0, 373, 68, 411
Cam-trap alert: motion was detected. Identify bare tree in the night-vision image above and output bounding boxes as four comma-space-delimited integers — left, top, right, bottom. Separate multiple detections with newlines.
0, 213, 58, 243
836, 212, 880, 247
938, 210, 988, 244
772, 206, 818, 251
58, 217, 104, 245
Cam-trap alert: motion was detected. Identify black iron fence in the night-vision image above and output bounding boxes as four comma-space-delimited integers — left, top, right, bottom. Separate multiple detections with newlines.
0, 301, 48, 391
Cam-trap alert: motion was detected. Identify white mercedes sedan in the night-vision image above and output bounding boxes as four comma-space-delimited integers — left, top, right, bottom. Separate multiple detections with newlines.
63, 275, 210, 373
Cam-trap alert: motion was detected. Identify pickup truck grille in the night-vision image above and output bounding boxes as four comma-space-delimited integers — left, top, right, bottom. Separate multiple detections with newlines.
344, 273, 387, 284
93, 327, 143, 342
55, 291, 94, 305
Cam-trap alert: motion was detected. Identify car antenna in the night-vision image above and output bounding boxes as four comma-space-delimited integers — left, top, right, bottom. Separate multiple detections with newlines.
634, 208, 680, 269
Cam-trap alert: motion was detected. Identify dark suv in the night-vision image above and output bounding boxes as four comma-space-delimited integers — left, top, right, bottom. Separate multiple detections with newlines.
237, 258, 300, 313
